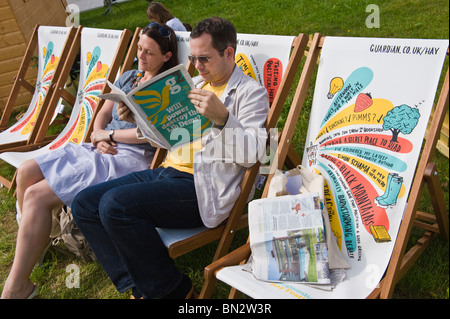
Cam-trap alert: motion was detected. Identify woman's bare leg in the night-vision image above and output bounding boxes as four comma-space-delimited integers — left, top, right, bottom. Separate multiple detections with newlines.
1, 178, 62, 299
15, 159, 47, 213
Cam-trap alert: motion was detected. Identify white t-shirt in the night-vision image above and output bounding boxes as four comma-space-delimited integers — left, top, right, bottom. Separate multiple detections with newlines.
166, 17, 187, 31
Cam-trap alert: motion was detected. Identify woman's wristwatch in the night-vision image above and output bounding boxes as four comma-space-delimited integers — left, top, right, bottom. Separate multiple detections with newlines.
109, 130, 115, 142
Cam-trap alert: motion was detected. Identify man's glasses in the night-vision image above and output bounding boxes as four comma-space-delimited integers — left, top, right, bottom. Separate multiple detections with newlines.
146, 22, 171, 38
188, 47, 228, 65
188, 55, 211, 65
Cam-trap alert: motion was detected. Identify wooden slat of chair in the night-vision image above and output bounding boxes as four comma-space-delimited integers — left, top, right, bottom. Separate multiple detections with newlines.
377, 66, 449, 299
27, 27, 83, 147
84, 28, 133, 141
0, 25, 40, 132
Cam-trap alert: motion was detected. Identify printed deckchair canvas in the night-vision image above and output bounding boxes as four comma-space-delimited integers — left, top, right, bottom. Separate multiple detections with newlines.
0, 27, 129, 188
298, 37, 447, 298
154, 33, 305, 261
202, 35, 448, 299
0, 25, 75, 150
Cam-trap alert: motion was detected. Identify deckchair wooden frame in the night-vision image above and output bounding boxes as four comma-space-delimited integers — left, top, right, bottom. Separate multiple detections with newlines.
0, 24, 41, 131
372, 65, 449, 299
84, 27, 136, 141
0, 27, 83, 157
147, 33, 310, 263
25, 27, 82, 151
200, 33, 449, 299
0, 25, 78, 151
0, 27, 133, 190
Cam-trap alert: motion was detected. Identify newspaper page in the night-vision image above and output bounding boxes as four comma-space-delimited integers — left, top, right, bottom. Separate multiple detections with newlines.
249, 193, 331, 284
100, 64, 211, 150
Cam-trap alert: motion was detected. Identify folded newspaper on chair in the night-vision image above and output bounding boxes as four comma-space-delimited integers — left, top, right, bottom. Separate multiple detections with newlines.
100, 64, 211, 150
248, 193, 331, 285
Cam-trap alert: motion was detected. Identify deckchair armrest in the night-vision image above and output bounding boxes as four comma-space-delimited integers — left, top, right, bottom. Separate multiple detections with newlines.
204, 242, 251, 281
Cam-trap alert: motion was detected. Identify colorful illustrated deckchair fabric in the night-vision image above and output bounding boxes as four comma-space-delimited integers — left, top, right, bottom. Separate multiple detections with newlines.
234, 33, 294, 104
296, 37, 447, 298
215, 36, 448, 299
0, 26, 70, 146
0, 28, 124, 169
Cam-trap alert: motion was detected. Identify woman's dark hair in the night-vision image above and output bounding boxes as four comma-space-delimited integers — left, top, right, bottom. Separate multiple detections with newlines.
190, 17, 237, 56
141, 23, 179, 73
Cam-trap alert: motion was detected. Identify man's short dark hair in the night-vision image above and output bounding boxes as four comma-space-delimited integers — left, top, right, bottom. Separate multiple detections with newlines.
190, 17, 237, 56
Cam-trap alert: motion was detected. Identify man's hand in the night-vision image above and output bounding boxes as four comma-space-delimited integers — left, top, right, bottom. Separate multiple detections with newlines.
189, 88, 229, 125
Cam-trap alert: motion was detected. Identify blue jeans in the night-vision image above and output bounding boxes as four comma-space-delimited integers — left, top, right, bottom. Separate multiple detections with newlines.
71, 167, 203, 298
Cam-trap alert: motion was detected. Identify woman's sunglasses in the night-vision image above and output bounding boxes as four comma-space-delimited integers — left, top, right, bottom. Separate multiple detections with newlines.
146, 22, 171, 38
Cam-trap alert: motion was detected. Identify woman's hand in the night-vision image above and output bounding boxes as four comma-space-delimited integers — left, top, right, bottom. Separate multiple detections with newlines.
91, 129, 118, 155
90, 129, 112, 145
95, 140, 118, 155
117, 102, 135, 123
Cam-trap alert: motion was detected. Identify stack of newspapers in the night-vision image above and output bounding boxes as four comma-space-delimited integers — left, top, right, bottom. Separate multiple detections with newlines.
248, 193, 331, 286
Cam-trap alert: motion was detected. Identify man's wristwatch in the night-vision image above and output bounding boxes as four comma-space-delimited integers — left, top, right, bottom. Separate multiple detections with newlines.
109, 130, 115, 142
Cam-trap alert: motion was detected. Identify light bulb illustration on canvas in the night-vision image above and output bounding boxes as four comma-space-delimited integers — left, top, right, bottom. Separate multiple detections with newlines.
327, 76, 344, 99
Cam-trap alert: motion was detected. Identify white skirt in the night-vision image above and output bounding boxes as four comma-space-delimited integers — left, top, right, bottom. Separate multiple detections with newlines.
36, 142, 154, 207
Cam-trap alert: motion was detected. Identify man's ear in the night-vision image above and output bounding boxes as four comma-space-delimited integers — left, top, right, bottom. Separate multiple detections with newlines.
224, 46, 235, 61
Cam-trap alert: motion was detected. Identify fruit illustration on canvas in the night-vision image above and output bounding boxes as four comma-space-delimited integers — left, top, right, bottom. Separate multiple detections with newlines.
354, 93, 373, 112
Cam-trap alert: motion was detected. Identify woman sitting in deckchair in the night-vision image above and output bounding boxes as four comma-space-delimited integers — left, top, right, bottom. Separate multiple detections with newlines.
1, 23, 178, 299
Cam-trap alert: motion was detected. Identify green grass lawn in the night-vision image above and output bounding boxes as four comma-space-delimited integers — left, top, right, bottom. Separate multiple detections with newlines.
0, 0, 448, 300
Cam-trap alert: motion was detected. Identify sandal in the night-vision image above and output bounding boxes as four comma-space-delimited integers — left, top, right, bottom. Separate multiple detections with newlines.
27, 284, 38, 299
